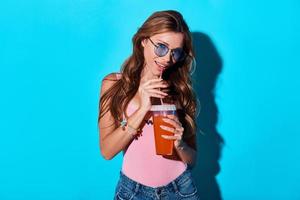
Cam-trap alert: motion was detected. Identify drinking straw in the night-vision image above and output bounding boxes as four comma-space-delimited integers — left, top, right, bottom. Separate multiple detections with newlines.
159, 71, 164, 105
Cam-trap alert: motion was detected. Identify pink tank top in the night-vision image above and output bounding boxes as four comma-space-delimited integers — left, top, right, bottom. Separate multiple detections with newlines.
121, 101, 187, 187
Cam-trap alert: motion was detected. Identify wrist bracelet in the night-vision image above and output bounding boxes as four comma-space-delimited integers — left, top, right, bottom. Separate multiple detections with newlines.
176, 141, 185, 151
177, 145, 184, 151
120, 119, 141, 137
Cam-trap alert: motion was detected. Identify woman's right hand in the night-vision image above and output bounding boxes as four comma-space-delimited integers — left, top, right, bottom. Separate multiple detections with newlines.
137, 78, 169, 112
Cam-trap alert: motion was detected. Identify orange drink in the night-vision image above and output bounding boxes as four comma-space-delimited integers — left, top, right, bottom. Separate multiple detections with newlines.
151, 104, 177, 155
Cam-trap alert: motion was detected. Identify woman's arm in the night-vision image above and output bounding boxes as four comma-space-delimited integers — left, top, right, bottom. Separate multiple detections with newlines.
99, 74, 169, 160
174, 135, 197, 167
161, 115, 197, 167
98, 74, 148, 160
99, 108, 148, 160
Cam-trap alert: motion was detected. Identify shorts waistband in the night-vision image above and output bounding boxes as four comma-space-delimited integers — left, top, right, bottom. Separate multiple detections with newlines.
119, 169, 192, 195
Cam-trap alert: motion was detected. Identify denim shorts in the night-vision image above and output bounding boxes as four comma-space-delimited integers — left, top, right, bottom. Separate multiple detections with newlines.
114, 169, 200, 200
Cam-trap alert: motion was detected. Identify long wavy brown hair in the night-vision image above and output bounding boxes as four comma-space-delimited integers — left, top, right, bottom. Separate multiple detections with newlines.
98, 10, 198, 144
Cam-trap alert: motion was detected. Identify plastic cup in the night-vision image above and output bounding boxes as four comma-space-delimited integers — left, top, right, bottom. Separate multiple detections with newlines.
151, 104, 177, 155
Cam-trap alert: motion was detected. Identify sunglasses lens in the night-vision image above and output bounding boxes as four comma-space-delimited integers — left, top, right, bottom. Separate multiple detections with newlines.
155, 44, 169, 57
151, 38, 186, 62
173, 49, 185, 62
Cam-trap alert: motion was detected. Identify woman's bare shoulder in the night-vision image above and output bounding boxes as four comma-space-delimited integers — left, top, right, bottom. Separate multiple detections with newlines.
102, 72, 122, 82
100, 72, 122, 95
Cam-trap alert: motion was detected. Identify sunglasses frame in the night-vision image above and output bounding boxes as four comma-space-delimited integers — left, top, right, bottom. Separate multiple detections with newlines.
148, 37, 187, 62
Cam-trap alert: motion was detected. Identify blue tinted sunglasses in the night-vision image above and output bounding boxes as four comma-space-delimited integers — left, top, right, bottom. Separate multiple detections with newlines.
148, 38, 186, 62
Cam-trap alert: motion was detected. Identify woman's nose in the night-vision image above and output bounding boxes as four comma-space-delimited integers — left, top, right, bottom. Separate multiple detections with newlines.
161, 51, 173, 64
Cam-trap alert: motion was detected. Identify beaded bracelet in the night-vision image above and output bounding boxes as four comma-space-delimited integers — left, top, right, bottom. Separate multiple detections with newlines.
175, 141, 185, 151
177, 145, 185, 151
120, 119, 141, 137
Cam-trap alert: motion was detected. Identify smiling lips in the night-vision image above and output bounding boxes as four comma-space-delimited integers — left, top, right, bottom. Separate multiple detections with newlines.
155, 61, 167, 72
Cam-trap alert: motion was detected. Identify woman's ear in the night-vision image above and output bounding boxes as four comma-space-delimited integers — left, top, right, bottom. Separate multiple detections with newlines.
141, 39, 147, 47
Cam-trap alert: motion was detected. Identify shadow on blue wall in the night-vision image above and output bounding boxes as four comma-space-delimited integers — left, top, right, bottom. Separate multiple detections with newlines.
191, 32, 224, 200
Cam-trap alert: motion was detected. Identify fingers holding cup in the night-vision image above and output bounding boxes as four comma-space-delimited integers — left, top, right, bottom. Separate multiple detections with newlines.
160, 125, 184, 141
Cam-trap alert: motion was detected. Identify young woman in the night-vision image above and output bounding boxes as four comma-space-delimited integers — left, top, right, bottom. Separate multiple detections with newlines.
98, 10, 199, 200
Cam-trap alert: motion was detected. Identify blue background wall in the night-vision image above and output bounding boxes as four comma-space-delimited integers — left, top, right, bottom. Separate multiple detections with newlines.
0, 1, 299, 199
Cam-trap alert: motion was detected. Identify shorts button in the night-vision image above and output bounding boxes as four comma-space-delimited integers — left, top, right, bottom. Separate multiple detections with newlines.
157, 189, 161, 194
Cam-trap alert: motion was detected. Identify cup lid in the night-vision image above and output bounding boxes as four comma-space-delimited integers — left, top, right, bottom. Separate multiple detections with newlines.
150, 104, 177, 111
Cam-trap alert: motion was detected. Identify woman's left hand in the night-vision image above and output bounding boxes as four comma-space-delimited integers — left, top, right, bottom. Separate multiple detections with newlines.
160, 115, 185, 148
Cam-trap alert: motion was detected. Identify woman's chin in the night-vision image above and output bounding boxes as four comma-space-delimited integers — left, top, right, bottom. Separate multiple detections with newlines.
154, 65, 165, 75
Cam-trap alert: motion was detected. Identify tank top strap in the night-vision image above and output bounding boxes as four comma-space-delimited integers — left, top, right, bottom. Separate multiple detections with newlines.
116, 73, 122, 80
